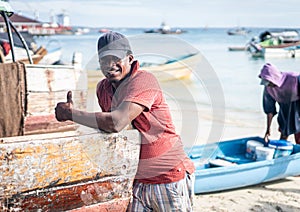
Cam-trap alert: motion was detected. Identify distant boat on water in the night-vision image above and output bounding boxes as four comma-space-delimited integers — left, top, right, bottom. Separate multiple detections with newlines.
247, 29, 300, 58
87, 52, 200, 88
228, 46, 247, 51
144, 22, 187, 34
99, 28, 111, 33
227, 27, 251, 36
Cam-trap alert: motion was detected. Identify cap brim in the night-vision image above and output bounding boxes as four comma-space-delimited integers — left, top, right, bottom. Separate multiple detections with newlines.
260, 79, 269, 86
98, 50, 127, 59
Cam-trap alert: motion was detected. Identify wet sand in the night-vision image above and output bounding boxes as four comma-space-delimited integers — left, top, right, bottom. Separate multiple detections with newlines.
193, 176, 300, 212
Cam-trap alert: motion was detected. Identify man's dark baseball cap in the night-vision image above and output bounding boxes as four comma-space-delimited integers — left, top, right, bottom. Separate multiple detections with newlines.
97, 31, 132, 59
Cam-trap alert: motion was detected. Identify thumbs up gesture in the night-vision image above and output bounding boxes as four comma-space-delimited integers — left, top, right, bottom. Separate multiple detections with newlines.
66, 90, 73, 105
55, 91, 74, 121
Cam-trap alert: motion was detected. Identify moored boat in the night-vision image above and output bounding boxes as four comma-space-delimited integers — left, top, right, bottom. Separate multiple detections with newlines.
87, 52, 201, 88
0, 2, 141, 210
247, 29, 300, 58
228, 46, 247, 51
187, 136, 300, 194
247, 41, 300, 58
227, 27, 251, 36
139, 53, 200, 82
0, 61, 140, 211
144, 22, 187, 34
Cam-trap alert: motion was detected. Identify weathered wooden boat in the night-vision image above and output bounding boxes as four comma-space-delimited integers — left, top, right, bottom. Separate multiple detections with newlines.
0, 129, 140, 211
0, 61, 140, 211
0, 62, 87, 136
187, 136, 300, 194
88, 52, 201, 88
0, 32, 63, 65
0, 3, 141, 210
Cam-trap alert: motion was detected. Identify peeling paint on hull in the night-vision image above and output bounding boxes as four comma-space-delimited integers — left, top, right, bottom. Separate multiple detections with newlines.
0, 129, 140, 211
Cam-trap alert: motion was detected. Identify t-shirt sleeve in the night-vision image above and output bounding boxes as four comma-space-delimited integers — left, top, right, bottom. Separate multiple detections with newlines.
96, 79, 111, 112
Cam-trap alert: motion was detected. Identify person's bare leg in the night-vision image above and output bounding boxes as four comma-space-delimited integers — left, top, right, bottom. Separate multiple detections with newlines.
280, 133, 289, 141
294, 132, 300, 144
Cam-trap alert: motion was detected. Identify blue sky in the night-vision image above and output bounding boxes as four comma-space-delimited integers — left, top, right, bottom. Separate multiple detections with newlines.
9, 0, 300, 28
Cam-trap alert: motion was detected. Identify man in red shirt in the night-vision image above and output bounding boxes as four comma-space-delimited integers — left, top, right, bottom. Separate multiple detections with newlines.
55, 31, 195, 211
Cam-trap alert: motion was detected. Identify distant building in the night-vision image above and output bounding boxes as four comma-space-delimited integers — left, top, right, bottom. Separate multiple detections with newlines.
56, 11, 70, 27
0, 13, 42, 32
0, 12, 73, 36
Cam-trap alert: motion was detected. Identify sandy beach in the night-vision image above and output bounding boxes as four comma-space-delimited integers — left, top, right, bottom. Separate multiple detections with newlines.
193, 176, 300, 211
191, 108, 300, 212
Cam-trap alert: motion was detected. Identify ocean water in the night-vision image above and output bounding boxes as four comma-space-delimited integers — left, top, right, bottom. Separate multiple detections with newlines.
35, 28, 300, 145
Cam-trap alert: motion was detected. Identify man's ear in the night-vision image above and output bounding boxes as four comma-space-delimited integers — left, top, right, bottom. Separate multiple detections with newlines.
128, 54, 134, 64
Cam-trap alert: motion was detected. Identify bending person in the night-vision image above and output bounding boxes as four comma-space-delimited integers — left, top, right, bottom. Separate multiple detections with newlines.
259, 63, 300, 144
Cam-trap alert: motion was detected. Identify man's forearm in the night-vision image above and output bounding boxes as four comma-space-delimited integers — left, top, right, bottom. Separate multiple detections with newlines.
70, 109, 129, 133
70, 109, 114, 132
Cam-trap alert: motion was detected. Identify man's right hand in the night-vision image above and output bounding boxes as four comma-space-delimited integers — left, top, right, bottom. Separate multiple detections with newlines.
55, 91, 73, 122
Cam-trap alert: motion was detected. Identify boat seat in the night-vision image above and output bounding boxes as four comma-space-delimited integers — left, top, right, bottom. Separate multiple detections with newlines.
32, 46, 48, 64
209, 159, 237, 167
34, 46, 47, 56
216, 155, 254, 164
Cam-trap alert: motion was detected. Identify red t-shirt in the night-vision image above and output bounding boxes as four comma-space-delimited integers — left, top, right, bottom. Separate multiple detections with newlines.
97, 61, 195, 184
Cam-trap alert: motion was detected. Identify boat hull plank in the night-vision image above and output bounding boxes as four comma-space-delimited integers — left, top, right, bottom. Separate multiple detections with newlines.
4, 177, 131, 211
0, 62, 25, 137
0, 63, 89, 136
0, 130, 140, 202
24, 64, 87, 134
25, 64, 87, 92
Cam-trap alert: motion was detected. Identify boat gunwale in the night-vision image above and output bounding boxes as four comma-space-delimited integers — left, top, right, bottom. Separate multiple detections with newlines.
190, 136, 300, 177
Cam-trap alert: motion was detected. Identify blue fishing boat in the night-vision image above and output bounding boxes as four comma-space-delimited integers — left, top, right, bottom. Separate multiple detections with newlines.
187, 136, 300, 194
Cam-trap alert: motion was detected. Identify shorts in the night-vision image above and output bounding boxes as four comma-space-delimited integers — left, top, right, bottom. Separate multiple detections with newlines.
127, 172, 195, 212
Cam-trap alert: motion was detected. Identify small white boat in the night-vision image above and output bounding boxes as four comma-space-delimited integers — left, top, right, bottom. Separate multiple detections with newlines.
144, 22, 187, 34
1, 43, 62, 65
248, 41, 300, 58
228, 46, 247, 51
247, 29, 300, 58
227, 27, 251, 36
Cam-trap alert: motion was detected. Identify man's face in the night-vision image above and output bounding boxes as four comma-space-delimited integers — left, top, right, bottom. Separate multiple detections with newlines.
99, 55, 131, 84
